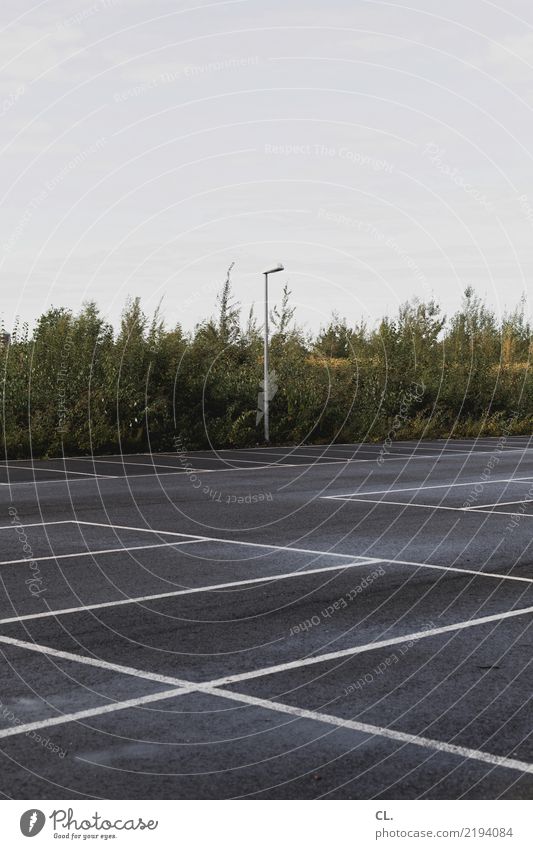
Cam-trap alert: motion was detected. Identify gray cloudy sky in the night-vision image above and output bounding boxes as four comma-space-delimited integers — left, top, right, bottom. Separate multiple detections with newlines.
2, 0, 533, 333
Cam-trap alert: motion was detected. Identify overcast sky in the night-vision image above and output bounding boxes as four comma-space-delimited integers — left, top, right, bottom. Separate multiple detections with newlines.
2, 0, 533, 334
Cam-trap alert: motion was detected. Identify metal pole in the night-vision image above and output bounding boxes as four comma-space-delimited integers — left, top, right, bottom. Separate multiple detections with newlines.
263, 271, 269, 443
261, 263, 282, 444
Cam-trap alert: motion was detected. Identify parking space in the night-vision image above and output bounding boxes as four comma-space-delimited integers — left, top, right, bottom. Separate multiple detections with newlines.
323, 477, 533, 514
2, 435, 532, 487
0, 438, 532, 798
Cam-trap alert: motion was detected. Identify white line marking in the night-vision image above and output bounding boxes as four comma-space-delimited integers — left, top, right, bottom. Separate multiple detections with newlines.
211, 448, 357, 458
4, 446, 532, 487
465, 507, 533, 519
75, 456, 239, 472
52, 443, 404, 460
0, 478, 99, 488
1, 632, 532, 776
467, 498, 533, 510
0, 687, 188, 740
73, 520, 368, 560
207, 605, 533, 688
154, 438, 533, 456
326, 476, 533, 499
322, 495, 468, 513
0, 459, 356, 485
374, 556, 533, 586
72, 521, 533, 586
200, 689, 533, 777
189, 445, 427, 466
158, 450, 357, 463
352, 438, 531, 447
23, 439, 533, 462
0, 520, 74, 532
6, 603, 532, 696
325, 497, 533, 522
0, 559, 377, 625
0, 633, 194, 688
283, 446, 533, 470
338, 448, 533, 462
0, 462, 115, 478
435, 438, 532, 446
159, 446, 387, 458
1, 550, 529, 627
0, 538, 206, 568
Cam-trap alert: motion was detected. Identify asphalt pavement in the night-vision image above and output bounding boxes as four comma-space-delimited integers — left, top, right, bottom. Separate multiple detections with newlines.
0, 437, 532, 798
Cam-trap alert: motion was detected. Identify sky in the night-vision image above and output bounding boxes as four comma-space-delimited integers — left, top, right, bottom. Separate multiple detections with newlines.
2, 0, 533, 334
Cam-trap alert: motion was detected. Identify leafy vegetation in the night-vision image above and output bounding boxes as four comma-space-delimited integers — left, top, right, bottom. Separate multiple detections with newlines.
1, 280, 531, 458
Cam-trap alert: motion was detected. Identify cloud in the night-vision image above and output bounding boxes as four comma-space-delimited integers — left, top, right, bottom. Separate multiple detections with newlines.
0, 19, 89, 86
475, 31, 533, 86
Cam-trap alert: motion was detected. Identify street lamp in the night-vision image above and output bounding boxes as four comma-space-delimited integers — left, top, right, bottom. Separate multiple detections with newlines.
262, 263, 284, 443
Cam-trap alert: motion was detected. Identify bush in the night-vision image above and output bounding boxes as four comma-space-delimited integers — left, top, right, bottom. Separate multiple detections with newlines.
1, 284, 531, 458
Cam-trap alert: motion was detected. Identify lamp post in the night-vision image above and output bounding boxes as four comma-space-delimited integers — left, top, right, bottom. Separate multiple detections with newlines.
262, 263, 284, 443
